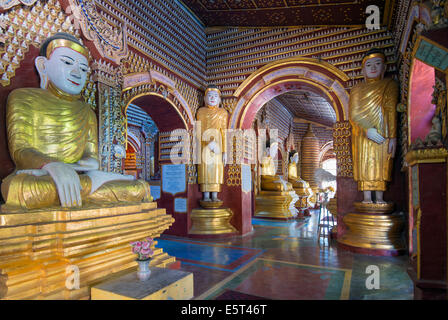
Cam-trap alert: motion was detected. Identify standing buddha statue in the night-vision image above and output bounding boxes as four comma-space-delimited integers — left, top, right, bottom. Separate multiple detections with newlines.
196, 85, 227, 203
349, 48, 398, 205
1, 33, 152, 210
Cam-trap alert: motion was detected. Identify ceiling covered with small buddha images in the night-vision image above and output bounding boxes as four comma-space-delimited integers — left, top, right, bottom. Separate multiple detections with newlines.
275, 91, 337, 127
180, 0, 393, 27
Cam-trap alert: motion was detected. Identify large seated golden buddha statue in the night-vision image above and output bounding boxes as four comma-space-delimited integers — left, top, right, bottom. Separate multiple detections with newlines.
0, 33, 177, 300
259, 142, 293, 192
1, 33, 152, 211
255, 141, 298, 219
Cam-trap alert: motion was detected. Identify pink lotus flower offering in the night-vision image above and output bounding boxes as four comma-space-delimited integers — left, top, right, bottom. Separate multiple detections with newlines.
130, 237, 155, 261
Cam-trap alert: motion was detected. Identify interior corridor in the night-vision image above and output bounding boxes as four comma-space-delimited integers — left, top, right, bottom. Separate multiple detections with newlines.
156, 212, 413, 300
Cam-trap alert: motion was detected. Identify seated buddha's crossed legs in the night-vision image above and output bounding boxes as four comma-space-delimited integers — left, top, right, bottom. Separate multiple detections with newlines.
261, 176, 293, 192
1, 173, 152, 210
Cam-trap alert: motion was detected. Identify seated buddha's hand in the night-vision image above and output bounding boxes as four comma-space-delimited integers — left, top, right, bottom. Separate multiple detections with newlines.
366, 128, 385, 144
207, 140, 218, 153
70, 157, 99, 172
42, 162, 82, 208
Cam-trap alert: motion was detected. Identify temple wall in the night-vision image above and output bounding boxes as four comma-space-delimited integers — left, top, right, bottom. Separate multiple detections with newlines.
206, 25, 397, 114
0, 0, 207, 181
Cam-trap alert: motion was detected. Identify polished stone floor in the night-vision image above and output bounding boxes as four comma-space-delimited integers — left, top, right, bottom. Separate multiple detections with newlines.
156, 211, 414, 300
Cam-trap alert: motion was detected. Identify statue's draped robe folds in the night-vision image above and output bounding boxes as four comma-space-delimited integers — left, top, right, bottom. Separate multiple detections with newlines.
260, 156, 292, 192
288, 163, 301, 187
288, 163, 310, 192
1, 87, 151, 210
196, 106, 227, 192
349, 78, 398, 191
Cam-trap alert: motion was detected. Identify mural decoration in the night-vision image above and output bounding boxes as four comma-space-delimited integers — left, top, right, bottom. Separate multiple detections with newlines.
333, 121, 353, 178
227, 136, 242, 187
67, 0, 128, 63
397, 18, 429, 169
0, 0, 84, 87
99, 83, 126, 173
0, 0, 38, 10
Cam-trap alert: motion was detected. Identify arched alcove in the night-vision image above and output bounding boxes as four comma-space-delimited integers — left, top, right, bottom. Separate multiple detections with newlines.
230, 57, 350, 130
124, 93, 191, 236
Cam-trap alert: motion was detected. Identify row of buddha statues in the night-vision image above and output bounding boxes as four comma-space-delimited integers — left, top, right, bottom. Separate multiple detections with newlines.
1, 33, 397, 224
255, 142, 314, 219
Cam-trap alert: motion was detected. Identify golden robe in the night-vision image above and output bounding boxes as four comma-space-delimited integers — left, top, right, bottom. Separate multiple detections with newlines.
1, 87, 151, 210
288, 163, 311, 193
260, 156, 292, 192
196, 106, 227, 192
349, 78, 398, 191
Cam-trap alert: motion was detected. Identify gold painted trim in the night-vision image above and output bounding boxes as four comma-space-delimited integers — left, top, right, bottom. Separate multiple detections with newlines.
385, 0, 395, 28
413, 35, 448, 73
234, 57, 349, 97
212, 60, 396, 86
405, 148, 448, 166
362, 52, 386, 68
407, 58, 416, 147
122, 72, 155, 92
46, 39, 90, 59
238, 78, 342, 129
417, 206, 422, 279
123, 92, 188, 134
200, 0, 361, 12
205, 87, 221, 95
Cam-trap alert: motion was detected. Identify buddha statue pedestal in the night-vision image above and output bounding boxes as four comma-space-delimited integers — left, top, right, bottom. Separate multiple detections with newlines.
337, 203, 406, 255
327, 197, 338, 238
255, 190, 299, 220
287, 151, 313, 218
291, 182, 313, 218
189, 201, 237, 237
0, 202, 176, 300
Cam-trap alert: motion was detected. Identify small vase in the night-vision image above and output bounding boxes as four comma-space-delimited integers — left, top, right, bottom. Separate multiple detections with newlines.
136, 259, 151, 281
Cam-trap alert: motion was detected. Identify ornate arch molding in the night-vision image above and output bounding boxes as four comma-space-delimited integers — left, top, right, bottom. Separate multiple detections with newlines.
399, 2, 432, 55
230, 57, 350, 129
122, 70, 194, 129
66, 0, 128, 63
126, 130, 141, 152
319, 141, 335, 166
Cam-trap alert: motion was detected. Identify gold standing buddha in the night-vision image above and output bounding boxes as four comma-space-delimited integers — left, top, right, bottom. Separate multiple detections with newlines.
338, 48, 404, 254
189, 85, 236, 236
196, 87, 227, 195
349, 51, 398, 196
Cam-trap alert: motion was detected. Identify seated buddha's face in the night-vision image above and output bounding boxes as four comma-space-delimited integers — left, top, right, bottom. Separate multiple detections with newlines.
363, 57, 384, 79
38, 47, 89, 95
268, 142, 278, 158
205, 90, 221, 107
291, 153, 299, 164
